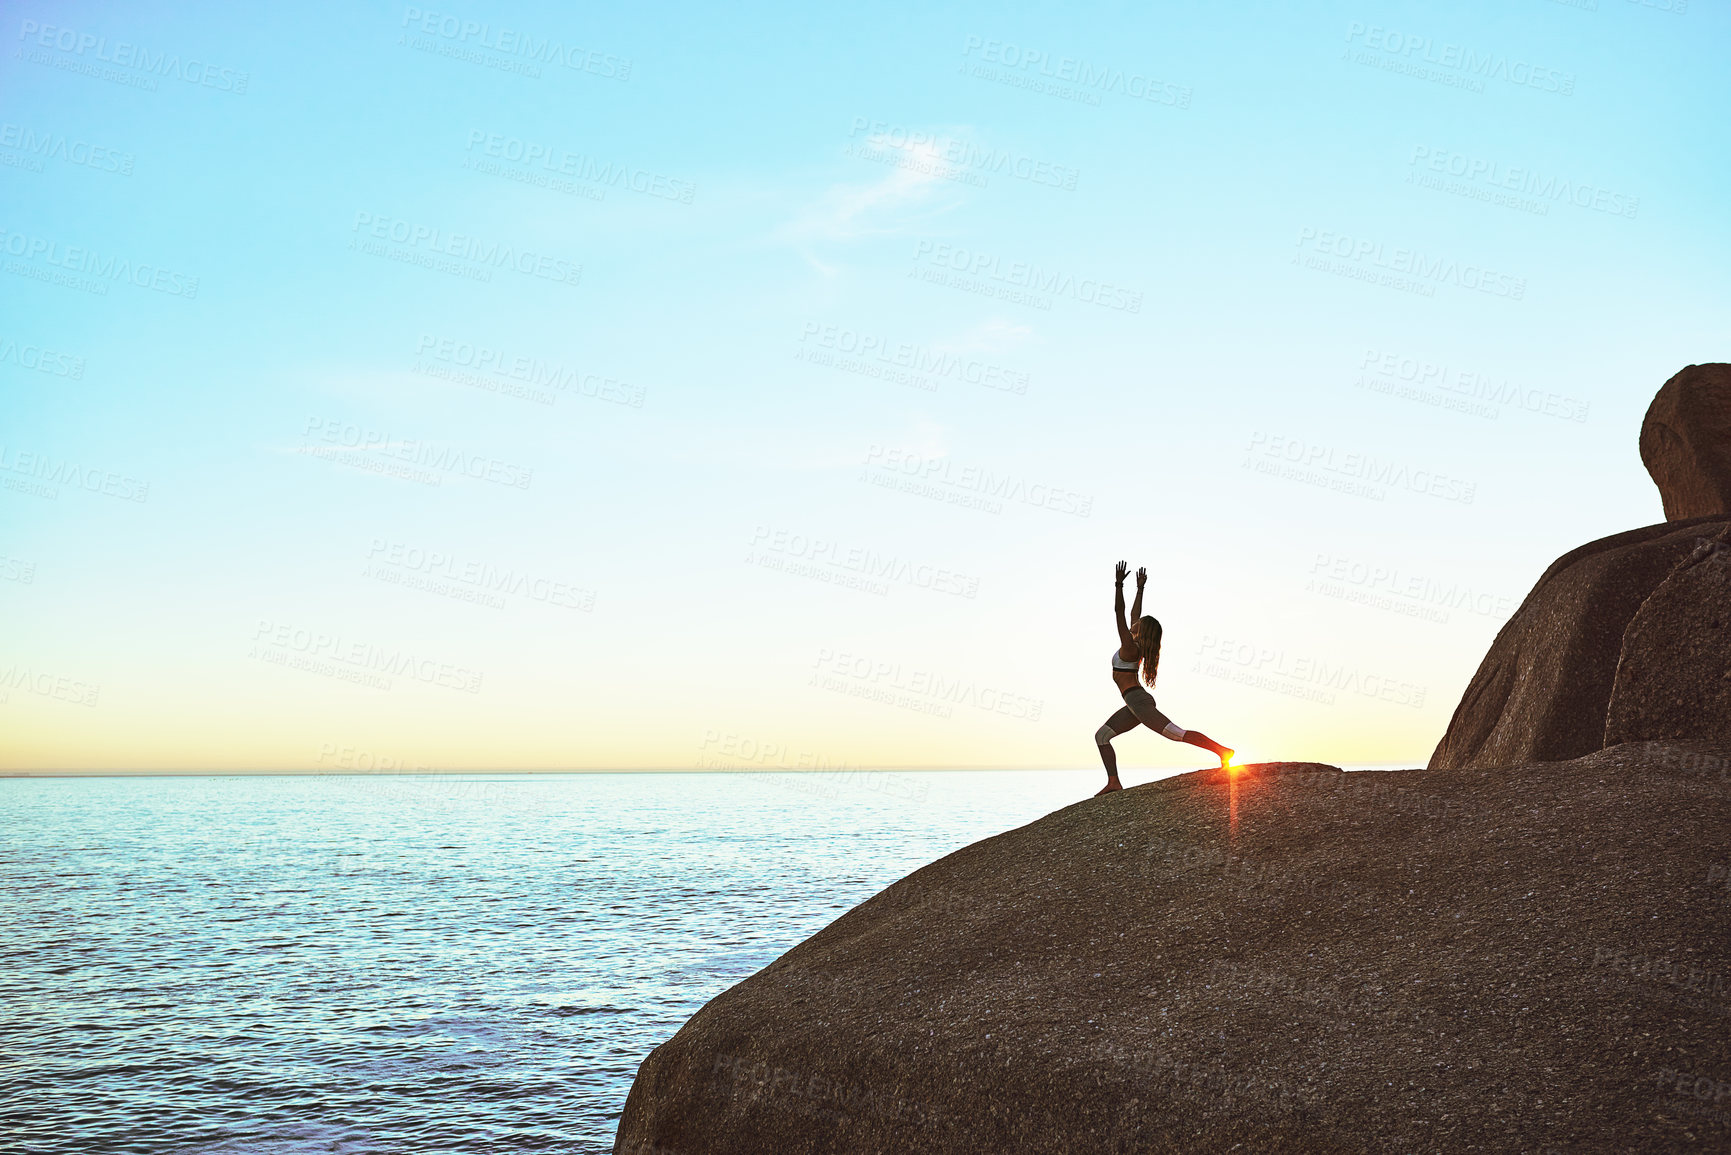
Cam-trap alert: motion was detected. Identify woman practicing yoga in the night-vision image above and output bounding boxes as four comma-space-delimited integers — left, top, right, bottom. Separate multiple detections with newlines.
1095, 561, 1234, 795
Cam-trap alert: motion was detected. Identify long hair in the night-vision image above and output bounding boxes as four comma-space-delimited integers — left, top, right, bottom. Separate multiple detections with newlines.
1132, 616, 1163, 688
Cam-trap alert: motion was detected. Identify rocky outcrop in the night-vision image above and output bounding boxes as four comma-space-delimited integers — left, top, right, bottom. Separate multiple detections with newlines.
616, 750, 1731, 1154
1641, 363, 1731, 520
1427, 516, 1730, 771
1604, 527, 1731, 746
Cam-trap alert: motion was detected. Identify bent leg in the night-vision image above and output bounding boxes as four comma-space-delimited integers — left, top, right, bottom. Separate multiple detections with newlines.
1120, 687, 1176, 734
1094, 706, 1140, 792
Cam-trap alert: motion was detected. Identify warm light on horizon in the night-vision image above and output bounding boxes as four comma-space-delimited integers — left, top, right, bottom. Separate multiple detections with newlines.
3, 1, 1720, 776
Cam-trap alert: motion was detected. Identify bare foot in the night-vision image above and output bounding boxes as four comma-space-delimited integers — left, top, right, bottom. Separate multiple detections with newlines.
1219, 748, 1236, 769
1094, 779, 1123, 796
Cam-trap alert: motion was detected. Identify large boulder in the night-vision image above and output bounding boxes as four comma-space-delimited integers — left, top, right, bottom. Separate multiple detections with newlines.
1605, 526, 1731, 746
1427, 517, 1730, 771
1641, 363, 1731, 520
616, 749, 1731, 1154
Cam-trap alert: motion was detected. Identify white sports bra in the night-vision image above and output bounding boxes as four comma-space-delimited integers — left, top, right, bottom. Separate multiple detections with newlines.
1111, 649, 1139, 672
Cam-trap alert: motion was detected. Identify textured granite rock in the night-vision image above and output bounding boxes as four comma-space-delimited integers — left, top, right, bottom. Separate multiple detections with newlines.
1641, 363, 1731, 520
1604, 526, 1731, 747
1427, 517, 1730, 771
616, 751, 1731, 1154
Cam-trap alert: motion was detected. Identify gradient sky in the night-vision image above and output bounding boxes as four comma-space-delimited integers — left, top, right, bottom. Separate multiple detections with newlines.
2, 0, 1726, 772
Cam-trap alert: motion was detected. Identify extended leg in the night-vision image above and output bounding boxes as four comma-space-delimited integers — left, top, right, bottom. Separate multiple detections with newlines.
1180, 729, 1234, 768
1094, 707, 1140, 795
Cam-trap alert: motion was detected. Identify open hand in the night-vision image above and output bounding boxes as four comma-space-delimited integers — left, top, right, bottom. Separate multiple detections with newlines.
1114, 560, 1128, 584
1136, 567, 1147, 588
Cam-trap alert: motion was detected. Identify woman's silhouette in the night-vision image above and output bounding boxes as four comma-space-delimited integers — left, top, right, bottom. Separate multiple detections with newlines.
1094, 561, 1233, 795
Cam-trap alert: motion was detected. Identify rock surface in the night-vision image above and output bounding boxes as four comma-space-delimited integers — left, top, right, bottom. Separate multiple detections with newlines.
1641, 363, 1731, 520
1427, 517, 1730, 771
1605, 527, 1731, 747
616, 750, 1731, 1154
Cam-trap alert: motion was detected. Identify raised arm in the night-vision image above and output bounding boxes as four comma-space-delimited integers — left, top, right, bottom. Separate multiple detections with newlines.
1114, 561, 1133, 649
1130, 566, 1146, 620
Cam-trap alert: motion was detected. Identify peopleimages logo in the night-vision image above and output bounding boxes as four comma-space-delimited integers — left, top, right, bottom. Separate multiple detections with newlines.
0, 123, 134, 175
798, 323, 1029, 395
1295, 227, 1525, 301
1343, 22, 1575, 95
399, 7, 631, 79
1407, 146, 1638, 219
910, 241, 1142, 313
959, 36, 1192, 108
846, 118, 1079, 191
350, 212, 582, 287
0, 336, 84, 379
1243, 430, 1477, 505
16, 19, 250, 93
0, 226, 199, 298
0, 444, 149, 502
463, 131, 694, 204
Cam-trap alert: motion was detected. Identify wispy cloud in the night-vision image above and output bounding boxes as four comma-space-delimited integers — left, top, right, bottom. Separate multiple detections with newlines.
780, 135, 968, 247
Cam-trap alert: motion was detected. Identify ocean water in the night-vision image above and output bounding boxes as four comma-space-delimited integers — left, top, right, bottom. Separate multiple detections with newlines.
0, 768, 1112, 1154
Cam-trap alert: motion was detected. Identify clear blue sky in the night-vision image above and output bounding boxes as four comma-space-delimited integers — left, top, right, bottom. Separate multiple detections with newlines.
3, 0, 1726, 771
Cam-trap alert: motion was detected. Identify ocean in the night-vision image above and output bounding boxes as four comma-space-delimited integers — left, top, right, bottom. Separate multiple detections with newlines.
1, 767, 1120, 1153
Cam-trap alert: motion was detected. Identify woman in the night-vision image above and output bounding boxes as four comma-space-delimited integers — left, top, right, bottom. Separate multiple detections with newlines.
1094, 561, 1233, 795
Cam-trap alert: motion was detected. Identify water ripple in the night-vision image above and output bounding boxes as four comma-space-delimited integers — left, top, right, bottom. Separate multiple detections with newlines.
0, 769, 1090, 1152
